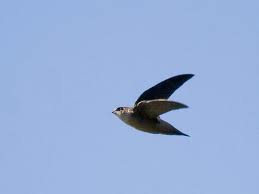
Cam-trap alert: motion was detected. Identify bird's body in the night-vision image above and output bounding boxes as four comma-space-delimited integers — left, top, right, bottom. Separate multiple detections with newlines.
115, 107, 158, 134
116, 106, 189, 136
113, 74, 194, 136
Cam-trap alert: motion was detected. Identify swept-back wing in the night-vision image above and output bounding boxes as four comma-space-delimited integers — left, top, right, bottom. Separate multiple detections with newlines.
135, 74, 194, 105
134, 99, 188, 118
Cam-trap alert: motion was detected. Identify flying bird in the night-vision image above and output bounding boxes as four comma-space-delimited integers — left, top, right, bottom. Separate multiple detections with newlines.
112, 74, 194, 136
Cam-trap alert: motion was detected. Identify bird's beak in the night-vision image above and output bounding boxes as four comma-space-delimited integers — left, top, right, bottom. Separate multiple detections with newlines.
112, 110, 116, 114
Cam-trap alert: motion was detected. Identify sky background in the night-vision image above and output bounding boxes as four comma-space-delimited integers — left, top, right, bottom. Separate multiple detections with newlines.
0, 0, 259, 194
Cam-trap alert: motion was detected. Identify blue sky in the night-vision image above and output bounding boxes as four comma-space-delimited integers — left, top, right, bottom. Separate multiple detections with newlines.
0, 0, 259, 193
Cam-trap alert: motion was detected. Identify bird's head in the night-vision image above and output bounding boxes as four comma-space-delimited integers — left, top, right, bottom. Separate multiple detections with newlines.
112, 107, 133, 117
112, 107, 126, 116
112, 107, 133, 124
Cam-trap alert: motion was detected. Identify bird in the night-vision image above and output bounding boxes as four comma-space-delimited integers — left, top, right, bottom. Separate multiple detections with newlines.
112, 74, 194, 136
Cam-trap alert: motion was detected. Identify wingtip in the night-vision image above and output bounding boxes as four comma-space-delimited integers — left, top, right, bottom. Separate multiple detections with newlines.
183, 133, 190, 137
174, 74, 194, 82
186, 74, 195, 79
183, 104, 189, 109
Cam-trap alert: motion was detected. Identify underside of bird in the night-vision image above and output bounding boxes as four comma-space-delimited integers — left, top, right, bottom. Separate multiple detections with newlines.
132, 99, 189, 136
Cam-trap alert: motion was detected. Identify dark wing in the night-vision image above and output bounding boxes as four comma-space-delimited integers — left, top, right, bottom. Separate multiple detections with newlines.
135, 74, 194, 105
134, 99, 188, 118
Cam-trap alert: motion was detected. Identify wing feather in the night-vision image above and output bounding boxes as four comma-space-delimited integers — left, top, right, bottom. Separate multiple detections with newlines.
135, 74, 194, 105
134, 99, 188, 118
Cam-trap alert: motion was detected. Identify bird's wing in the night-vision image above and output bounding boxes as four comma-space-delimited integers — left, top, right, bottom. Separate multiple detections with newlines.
135, 74, 194, 105
134, 99, 188, 118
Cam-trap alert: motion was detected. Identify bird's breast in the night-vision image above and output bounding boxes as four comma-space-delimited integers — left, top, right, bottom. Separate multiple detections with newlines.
119, 113, 159, 134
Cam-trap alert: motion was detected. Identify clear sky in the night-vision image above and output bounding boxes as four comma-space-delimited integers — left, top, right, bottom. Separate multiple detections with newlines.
0, 0, 259, 194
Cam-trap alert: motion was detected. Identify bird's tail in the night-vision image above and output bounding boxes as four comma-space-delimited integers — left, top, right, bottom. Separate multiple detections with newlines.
158, 119, 189, 136
166, 129, 190, 137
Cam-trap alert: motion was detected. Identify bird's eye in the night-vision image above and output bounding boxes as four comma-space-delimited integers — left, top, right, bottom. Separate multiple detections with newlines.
116, 107, 123, 111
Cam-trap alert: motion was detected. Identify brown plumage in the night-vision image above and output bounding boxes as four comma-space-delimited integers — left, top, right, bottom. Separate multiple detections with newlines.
112, 74, 194, 136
